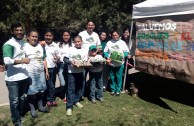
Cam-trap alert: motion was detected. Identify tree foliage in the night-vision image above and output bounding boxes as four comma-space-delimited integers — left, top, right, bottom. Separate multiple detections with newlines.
0, 0, 143, 35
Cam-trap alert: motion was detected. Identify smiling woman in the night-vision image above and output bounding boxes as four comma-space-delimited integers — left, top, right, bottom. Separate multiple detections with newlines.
27, 31, 39, 46
24, 29, 49, 118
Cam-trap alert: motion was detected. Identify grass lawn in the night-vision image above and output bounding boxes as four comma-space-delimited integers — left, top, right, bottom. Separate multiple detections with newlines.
1, 72, 194, 126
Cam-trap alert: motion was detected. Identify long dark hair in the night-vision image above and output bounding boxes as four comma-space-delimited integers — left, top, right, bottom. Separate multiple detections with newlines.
99, 30, 109, 42
59, 29, 72, 48
121, 26, 130, 43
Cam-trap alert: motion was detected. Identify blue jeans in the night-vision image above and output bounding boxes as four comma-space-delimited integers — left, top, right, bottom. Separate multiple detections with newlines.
66, 73, 83, 109
6, 78, 29, 124
57, 62, 66, 86
89, 71, 103, 100
46, 68, 56, 102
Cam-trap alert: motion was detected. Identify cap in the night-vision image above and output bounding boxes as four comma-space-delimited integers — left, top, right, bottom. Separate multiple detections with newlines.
89, 45, 97, 51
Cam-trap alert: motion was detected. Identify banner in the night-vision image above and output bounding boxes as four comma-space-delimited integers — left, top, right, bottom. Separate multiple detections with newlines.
135, 14, 194, 84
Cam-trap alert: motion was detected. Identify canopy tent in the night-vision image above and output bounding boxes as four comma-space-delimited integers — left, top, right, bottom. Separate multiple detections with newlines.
122, 0, 194, 85
132, 0, 194, 19
123, 0, 194, 89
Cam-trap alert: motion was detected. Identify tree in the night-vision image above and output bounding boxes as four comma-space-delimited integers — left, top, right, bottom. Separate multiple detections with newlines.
0, 0, 144, 38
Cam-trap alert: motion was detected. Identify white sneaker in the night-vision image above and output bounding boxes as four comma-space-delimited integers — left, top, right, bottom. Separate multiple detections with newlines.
66, 109, 72, 116
75, 102, 83, 108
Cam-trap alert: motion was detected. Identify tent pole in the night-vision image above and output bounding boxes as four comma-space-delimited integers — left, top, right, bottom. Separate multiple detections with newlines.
122, 19, 134, 93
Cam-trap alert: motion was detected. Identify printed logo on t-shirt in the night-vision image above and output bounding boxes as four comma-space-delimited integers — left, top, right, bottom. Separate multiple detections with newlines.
72, 54, 82, 60
111, 45, 119, 50
86, 37, 94, 43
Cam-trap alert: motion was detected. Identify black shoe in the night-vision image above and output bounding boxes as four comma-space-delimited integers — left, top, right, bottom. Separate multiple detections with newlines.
80, 96, 85, 101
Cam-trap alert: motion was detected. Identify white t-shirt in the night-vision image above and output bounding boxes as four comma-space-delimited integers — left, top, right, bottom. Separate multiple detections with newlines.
3, 37, 29, 81
57, 42, 73, 62
104, 39, 129, 67
45, 42, 60, 68
24, 43, 45, 73
79, 30, 101, 52
66, 46, 88, 73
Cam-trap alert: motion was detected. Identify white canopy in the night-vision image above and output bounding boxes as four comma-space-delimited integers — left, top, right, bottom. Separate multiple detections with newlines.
132, 0, 194, 19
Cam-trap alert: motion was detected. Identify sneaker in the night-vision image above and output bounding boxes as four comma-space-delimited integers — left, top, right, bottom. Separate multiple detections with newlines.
116, 92, 120, 96
103, 86, 106, 92
75, 102, 83, 108
63, 98, 67, 104
91, 99, 97, 104
52, 101, 58, 107
110, 92, 115, 96
46, 101, 52, 107
80, 96, 85, 101
66, 109, 72, 116
98, 98, 104, 102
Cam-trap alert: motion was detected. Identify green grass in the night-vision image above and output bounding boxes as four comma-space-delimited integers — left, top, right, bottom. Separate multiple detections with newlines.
1, 91, 194, 126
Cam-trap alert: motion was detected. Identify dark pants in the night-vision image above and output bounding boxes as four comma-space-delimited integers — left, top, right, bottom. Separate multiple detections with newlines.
6, 78, 29, 124
66, 72, 83, 109
82, 68, 89, 97
89, 71, 103, 100
102, 64, 109, 88
46, 68, 56, 102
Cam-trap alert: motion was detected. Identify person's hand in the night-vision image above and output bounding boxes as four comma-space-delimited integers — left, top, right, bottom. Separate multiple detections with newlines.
45, 71, 49, 80
71, 60, 78, 67
22, 58, 30, 64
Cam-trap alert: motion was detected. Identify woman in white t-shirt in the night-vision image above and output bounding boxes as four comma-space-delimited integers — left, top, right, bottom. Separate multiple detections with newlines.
24, 30, 49, 118
56, 30, 73, 103
104, 30, 129, 96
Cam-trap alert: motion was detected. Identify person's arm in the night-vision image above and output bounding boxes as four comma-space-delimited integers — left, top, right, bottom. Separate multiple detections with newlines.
103, 44, 109, 59
43, 59, 49, 80
3, 44, 30, 65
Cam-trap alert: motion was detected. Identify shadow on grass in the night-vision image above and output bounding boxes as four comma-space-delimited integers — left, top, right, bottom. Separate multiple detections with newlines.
126, 72, 194, 112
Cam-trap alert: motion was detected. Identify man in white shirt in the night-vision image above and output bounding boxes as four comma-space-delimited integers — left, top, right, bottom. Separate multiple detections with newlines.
79, 20, 101, 52
78, 20, 101, 99
3, 22, 30, 126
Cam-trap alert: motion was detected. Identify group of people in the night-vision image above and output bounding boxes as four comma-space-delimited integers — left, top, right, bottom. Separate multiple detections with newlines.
3, 20, 134, 126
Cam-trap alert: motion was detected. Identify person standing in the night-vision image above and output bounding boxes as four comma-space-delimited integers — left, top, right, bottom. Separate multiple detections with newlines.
3, 22, 30, 126
99, 31, 109, 92
56, 30, 73, 103
121, 26, 136, 91
79, 20, 101, 52
24, 30, 49, 118
88, 45, 105, 103
78, 20, 101, 98
64, 36, 88, 116
121, 26, 135, 65
44, 29, 60, 107
104, 30, 129, 96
